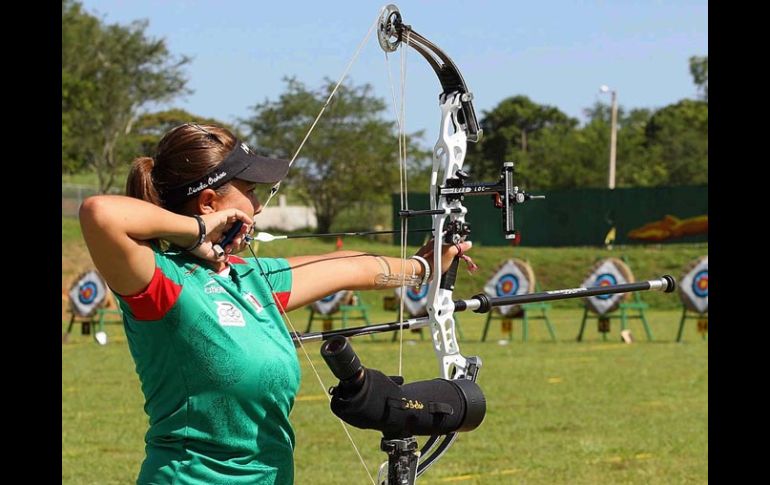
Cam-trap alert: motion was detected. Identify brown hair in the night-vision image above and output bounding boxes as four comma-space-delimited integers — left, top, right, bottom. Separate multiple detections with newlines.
125, 124, 237, 213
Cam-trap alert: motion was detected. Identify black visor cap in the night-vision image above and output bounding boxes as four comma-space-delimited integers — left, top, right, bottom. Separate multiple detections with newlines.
162, 141, 290, 207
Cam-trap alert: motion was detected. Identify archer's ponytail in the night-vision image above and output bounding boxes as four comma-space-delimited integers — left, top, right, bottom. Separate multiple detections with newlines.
126, 156, 163, 206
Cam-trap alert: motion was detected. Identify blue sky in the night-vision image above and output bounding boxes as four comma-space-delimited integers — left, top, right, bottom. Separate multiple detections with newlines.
78, 0, 707, 145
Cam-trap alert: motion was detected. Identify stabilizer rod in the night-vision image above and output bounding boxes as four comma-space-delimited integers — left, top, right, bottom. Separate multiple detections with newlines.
293, 276, 675, 344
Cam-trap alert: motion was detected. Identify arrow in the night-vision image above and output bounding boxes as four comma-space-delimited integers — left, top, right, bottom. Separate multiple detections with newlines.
247, 228, 433, 243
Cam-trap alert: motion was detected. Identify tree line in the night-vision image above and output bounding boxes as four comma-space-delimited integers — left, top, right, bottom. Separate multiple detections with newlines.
62, 1, 707, 233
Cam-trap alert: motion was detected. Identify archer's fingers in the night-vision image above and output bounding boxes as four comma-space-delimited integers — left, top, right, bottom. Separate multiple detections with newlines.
455, 240, 473, 253
227, 208, 254, 227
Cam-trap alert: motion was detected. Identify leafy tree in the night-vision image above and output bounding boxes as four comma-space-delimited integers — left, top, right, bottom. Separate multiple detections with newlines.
689, 55, 708, 102
241, 77, 430, 233
466, 53, 708, 190
62, 0, 101, 174
62, 0, 191, 193
581, 103, 667, 188
466, 95, 578, 182
644, 99, 708, 185
531, 112, 609, 189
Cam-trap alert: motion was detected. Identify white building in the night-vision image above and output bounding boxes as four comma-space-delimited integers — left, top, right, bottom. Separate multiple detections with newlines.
257, 195, 317, 231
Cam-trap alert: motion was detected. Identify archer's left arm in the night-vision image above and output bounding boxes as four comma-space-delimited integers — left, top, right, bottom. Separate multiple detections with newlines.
283, 242, 471, 311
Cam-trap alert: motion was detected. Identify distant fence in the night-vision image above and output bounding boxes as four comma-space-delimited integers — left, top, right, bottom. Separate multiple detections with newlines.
62, 184, 122, 217
393, 185, 708, 247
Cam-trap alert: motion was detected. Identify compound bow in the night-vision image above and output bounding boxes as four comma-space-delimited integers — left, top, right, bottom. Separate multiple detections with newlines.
251, 5, 675, 484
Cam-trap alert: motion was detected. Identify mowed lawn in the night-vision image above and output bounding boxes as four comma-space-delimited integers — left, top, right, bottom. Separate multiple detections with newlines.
63, 307, 707, 484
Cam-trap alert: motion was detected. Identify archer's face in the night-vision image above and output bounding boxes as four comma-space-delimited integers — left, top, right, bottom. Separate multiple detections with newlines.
218, 179, 264, 217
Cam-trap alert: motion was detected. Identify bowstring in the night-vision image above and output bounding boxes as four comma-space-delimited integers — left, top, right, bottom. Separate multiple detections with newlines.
248, 8, 390, 485
384, 28, 410, 378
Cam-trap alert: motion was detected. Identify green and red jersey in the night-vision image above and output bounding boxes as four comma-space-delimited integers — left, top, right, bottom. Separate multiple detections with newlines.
115, 246, 300, 484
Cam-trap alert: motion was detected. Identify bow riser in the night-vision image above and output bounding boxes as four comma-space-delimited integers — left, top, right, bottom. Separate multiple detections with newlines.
428, 92, 476, 380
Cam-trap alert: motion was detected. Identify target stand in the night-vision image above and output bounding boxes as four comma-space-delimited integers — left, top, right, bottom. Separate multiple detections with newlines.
576, 257, 654, 342
480, 260, 555, 342
306, 291, 373, 338
676, 309, 708, 342
676, 256, 708, 342
480, 285, 557, 342
64, 301, 122, 342
576, 291, 653, 342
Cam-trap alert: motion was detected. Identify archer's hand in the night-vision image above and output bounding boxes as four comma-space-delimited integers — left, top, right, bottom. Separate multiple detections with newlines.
415, 239, 474, 276
190, 209, 253, 262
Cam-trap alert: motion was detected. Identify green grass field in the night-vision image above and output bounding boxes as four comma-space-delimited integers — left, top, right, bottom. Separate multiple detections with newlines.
63, 310, 707, 484
62, 217, 707, 484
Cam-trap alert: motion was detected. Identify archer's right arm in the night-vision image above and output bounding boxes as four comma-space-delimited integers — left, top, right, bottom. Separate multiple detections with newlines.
79, 196, 253, 295
79, 195, 207, 296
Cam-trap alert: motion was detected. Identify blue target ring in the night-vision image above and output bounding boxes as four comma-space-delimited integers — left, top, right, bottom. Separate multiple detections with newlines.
406, 285, 429, 301
594, 273, 617, 300
78, 281, 99, 305
692, 270, 708, 298
495, 274, 520, 297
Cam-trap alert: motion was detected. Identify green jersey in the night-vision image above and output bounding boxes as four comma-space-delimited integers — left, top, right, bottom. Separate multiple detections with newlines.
115, 247, 300, 484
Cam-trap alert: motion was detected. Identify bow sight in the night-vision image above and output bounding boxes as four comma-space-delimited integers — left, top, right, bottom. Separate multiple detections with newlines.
399, 162, 545, 244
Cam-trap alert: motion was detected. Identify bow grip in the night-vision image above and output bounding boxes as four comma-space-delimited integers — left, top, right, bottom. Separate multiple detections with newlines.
439, 255, 461, 291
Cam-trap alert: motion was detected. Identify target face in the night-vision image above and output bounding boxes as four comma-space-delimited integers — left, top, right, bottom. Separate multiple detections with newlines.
406, 285, 429, 301
495, 274, 520, 297
593, 273, 618, 300
679, 256, 708, 313
311, 291, 351, 315
395, 284, 429, 317
484, 259, 534, 316
79, 281, 98, 305
582, 258, 633, 315
692, 270, 708, 298
68, 270, 108, 317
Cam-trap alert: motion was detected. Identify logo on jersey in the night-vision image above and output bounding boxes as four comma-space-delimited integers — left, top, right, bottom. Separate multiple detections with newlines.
215, 301, 246, 327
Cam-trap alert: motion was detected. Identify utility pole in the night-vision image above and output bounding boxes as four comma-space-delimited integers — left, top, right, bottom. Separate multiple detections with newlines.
600, 85, 618, 189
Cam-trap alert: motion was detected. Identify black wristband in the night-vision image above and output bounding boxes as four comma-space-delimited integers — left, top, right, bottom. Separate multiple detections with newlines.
182, 214, 206, 251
